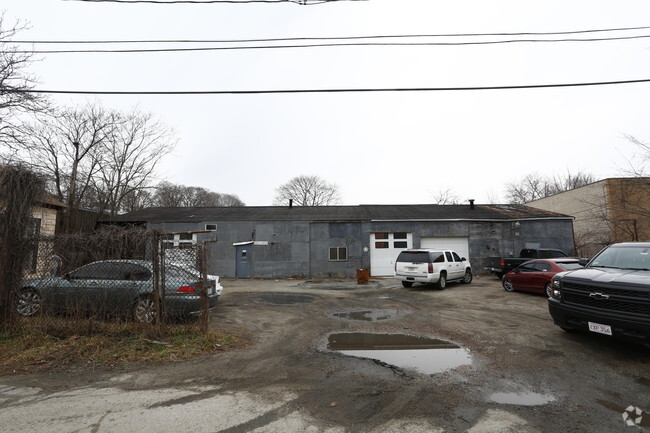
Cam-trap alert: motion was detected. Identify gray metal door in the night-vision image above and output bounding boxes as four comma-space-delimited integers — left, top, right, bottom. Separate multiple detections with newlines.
235, 245, 252, 278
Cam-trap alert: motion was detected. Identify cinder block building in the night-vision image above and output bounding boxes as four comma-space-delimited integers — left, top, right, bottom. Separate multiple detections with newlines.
113, 203, 575, 279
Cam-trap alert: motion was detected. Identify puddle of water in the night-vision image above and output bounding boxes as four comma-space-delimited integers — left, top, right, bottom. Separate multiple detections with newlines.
327, 333, 472, 374
489, 391, 555, 406
329, 309, 402, 322
250, 293, 316, 306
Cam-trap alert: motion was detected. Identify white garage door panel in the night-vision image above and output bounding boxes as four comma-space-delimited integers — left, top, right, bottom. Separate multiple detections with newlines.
370, 233, 413, 276
420, 237, 469, 260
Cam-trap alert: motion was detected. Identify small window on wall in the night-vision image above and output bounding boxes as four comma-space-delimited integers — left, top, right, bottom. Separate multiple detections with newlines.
329, 247, 348, 261
394, 241, 408, 248
205, 224, 217, 231
394, 233, 407, 239
375, 241, 389, 249
374, 233, 389, 239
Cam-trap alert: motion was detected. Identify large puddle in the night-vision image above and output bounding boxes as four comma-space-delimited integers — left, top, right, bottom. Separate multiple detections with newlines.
328, 309, 404, 322
328, 333, 472, 374
250, 293, 317, 306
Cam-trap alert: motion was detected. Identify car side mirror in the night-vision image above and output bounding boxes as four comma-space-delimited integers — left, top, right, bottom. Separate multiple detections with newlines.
578, 258, 590, 266
461, 257, 466, 261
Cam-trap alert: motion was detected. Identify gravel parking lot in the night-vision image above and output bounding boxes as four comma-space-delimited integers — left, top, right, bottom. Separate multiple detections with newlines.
1, 276, 648, 432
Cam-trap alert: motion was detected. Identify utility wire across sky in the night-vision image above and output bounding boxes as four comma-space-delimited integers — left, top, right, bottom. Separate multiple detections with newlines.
14, 78, 650, 95
9, 34, 650, 54
62, 0, 364, 4
5, 25, 650, 54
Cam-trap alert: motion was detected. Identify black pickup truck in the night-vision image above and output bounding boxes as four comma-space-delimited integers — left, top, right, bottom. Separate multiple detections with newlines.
548, 242, 650, 345
485, 248, 569, 278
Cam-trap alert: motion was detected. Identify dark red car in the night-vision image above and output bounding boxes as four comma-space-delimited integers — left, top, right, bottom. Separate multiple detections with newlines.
502, 258, 583, 297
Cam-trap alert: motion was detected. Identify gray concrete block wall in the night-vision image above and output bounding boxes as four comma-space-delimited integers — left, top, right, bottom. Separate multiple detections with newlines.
149, 218, 575, 279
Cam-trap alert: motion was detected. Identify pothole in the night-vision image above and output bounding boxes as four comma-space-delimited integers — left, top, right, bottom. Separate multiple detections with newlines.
488, 391, 556, 406
327, 333, 472, 374
328, 309, 404, 322
250, 293, 317, 305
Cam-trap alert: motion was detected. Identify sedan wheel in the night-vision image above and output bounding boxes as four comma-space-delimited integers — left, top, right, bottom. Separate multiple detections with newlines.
16, 288, 42, 317
502, 278, 515, 292
462, 269, 473, 284
133, 296, 156, 323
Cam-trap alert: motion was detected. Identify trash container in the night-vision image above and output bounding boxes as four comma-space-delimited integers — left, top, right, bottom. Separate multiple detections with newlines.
356, 268, 369, 285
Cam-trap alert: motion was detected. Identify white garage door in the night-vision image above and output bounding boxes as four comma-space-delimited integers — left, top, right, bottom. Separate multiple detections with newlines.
420, 237, 470, 260
370, 232, 413, 276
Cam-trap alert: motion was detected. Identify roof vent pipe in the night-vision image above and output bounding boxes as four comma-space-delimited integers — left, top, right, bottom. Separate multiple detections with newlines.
469, 199, 475, 209
289, 199, 293, 209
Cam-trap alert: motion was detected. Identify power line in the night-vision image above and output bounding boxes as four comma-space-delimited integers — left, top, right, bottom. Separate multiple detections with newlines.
14, 78, 650, 95
6, 25, 650, 44
10, 34, 650, 54
62, 0, 361, 4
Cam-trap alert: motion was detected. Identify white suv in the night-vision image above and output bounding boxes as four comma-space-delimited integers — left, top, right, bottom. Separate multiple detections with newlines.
394, 249, 472, 289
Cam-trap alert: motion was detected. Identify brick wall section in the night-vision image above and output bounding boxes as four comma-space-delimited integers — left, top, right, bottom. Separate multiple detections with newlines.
528, 177, 650, 257
605, 178, 650, 243
528, 180, 610, 257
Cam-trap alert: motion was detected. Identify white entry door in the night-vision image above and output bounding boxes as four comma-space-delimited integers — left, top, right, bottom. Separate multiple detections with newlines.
369, 232, 413, 276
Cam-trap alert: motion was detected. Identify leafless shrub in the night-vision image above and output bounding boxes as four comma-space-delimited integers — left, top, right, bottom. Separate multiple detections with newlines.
0, 164, 45, 325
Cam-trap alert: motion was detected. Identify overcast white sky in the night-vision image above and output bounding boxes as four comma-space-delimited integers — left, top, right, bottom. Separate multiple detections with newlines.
4, 0, 650, 206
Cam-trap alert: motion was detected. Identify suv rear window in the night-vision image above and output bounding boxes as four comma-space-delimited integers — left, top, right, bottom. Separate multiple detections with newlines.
396, 251, 430, 263
396, 251, 445, 263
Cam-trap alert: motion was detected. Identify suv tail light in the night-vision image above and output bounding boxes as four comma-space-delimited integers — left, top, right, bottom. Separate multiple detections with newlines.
428, 263, 434, 273
500, 259, 506, 266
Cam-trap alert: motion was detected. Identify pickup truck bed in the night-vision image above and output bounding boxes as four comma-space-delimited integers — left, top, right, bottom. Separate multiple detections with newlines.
486, 248, 569, 278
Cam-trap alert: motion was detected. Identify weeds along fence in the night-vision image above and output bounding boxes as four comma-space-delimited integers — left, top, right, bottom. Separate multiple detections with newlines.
11, 226, 215, 335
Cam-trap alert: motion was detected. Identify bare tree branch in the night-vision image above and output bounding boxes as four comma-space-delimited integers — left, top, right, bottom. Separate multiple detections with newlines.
273, 174, 341, 206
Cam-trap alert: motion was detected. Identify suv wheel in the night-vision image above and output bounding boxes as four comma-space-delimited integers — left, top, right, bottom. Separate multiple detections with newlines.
436, 273, 447, 290
462, 269, 473, 284
401, 281, 413, 288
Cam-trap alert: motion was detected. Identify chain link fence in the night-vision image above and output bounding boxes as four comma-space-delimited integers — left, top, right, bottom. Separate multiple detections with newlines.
11, 226, 218, 334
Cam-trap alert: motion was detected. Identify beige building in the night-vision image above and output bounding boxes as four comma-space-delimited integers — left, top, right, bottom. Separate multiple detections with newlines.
27, 195, 66, 276
527, 178, 650, 257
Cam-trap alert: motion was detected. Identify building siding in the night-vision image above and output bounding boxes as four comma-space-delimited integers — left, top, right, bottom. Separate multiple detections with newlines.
144, 218, 574, 278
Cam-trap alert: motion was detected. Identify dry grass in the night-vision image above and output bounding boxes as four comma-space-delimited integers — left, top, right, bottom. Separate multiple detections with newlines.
0, 317, 244, 375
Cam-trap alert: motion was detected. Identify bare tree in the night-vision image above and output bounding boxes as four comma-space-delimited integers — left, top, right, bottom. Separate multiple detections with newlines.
219, 193, 245, 207
431, 188, 460, 205
505, 171, 596, 204
152, 182, 244, 207
273, 174, 341, 206
18, 103, 112, 230
14, 103, 178, 225
0, 164, 44, 325
621, 135, 650, 176
93, 109, 176, 216
0, 15, 47, 148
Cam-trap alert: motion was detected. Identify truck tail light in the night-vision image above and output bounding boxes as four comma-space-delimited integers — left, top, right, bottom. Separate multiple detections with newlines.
428, 263, 433, 273
500, 259, 506, 266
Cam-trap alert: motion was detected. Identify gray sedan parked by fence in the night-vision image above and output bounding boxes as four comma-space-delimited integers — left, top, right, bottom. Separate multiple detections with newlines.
16, 260, 220, 322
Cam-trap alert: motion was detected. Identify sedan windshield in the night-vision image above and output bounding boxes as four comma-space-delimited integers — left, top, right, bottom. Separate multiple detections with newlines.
589, 246, 650, 271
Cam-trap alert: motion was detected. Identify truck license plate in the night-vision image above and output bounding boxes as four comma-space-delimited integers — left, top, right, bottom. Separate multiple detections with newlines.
588, 322, 612, 336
